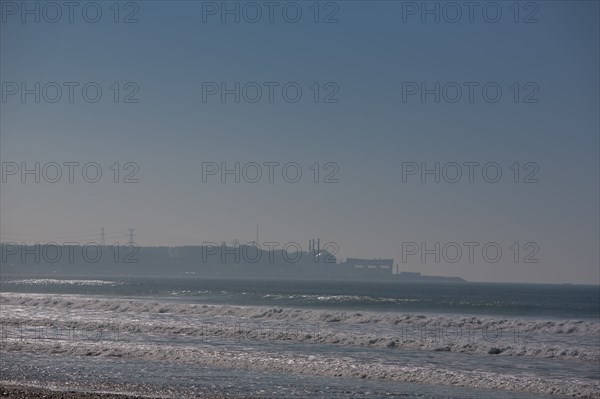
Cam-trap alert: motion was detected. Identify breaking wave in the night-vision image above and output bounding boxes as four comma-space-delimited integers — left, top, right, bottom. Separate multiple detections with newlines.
2, 292, 599, 362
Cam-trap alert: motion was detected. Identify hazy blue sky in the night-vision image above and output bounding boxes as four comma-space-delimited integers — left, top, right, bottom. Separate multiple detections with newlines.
1, 1, 598, 283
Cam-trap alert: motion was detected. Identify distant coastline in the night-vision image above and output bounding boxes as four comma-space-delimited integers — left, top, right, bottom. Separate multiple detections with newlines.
0, 243, 466, 282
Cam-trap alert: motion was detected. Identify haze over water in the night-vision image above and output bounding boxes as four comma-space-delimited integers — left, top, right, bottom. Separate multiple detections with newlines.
1, 1, 599, 398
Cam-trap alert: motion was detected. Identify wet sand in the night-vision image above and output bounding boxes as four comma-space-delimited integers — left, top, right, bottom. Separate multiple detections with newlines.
0, 385, 240, 399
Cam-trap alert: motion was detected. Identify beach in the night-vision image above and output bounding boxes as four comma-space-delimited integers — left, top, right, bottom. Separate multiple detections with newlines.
0, 385, 243, 399
1, 385, 145, 399
1, 278, 599, 399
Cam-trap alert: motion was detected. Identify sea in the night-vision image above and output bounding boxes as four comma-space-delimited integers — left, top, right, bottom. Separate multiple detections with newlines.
1, 276, 598, 398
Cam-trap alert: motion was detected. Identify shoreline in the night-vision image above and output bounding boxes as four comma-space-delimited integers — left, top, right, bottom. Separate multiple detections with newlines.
0, 385, 240, 399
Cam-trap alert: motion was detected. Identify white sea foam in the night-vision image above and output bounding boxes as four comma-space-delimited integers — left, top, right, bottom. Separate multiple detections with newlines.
4, 279, 121, 286
1, 339, 598, 398
2, 292, 599, 398
1, 292, 599, 362
1, 292, 598, 335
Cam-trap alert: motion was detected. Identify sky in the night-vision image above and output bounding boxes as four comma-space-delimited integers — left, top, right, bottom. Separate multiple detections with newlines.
1, 0, 598, 284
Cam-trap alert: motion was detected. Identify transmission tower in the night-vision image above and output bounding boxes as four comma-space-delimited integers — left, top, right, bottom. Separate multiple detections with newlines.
127, 228, 135, 245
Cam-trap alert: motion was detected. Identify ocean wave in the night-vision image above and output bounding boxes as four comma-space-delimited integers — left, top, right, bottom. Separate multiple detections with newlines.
1, 292, 598, 334
1, 339, 598, 398
1, 293, 599, 362
3, 279, 122, 286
